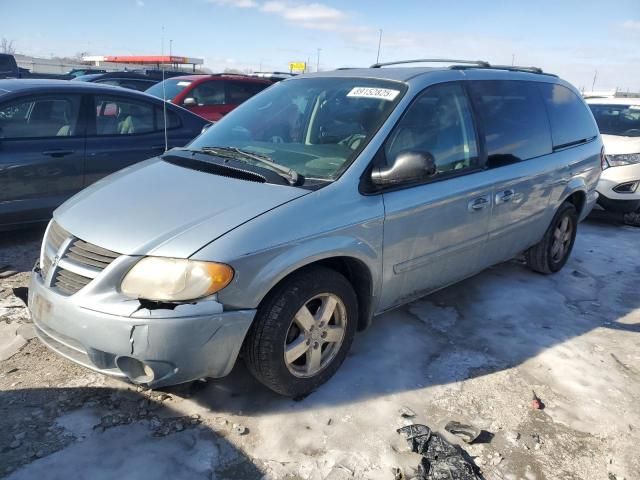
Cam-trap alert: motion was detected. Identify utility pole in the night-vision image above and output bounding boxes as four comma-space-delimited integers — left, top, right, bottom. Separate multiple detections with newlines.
591, 69, 598, 91
316, 48, 321, 72
511, 54, 515, 66
169, 39, 173, 57
376, 29, 383, 64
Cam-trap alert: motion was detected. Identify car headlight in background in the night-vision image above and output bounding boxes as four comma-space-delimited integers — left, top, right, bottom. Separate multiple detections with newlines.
606, 153, 640, 167
121, 257, 234, 301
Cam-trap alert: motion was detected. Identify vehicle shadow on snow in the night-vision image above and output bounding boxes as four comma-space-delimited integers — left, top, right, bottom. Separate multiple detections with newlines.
0, 386, 264, 479
183, 219, 640, 416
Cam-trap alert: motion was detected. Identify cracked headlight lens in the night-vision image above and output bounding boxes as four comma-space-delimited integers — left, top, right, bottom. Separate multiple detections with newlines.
606, 153, 640, 167
121, 257, 234, 301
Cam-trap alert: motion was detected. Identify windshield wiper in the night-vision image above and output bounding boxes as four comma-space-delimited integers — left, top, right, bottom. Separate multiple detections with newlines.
198, 146, 304, 186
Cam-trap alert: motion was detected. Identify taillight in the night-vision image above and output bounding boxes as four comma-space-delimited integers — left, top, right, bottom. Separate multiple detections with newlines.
600, 147, 608, 170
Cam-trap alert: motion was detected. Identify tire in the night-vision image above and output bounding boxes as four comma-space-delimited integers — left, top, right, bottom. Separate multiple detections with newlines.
525, 202, 578, 274
243, 266, 358, 397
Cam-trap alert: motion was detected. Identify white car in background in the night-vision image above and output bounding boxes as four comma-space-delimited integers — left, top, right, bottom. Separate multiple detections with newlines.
587, 98, 640, 213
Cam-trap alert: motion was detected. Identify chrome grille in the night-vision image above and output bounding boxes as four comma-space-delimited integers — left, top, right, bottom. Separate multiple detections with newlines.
41, 221, 121, 296
54, 269, 93, 296
41, 221, 69, 279
65, 239, 120, 270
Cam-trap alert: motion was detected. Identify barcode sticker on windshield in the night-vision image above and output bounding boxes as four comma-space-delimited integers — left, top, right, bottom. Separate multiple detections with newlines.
347, 87, 400, 101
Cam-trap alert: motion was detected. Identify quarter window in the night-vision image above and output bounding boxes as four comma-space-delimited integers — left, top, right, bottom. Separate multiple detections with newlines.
227, 81, 269, 104
94, 96, 155, 135
539, 83, 599, 147
0, 95, 82, 138
468, 80, 552, 167
385, 82, 479, 175
188, 81, 226, 106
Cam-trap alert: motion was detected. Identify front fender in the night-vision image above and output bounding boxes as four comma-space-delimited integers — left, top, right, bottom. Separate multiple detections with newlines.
216, 231, 382, 311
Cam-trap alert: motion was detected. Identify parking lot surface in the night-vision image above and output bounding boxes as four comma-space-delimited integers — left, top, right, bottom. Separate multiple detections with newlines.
0, 216, 638, 480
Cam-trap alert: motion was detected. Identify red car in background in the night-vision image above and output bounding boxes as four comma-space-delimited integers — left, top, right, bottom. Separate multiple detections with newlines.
145, 74, 272, 121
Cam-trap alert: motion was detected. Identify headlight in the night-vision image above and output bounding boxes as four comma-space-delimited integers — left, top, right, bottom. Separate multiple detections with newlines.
606, 153, 640, 167
121, 257, 234, 301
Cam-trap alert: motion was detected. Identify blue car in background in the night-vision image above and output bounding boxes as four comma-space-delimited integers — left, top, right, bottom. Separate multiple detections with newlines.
0, 79, 209, 229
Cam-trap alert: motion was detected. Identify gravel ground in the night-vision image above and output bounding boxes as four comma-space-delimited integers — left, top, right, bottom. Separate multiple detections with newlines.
0, 214, 638, 480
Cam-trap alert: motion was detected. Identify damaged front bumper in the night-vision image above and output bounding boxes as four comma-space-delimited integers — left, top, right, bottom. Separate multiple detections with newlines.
28, 262, 256, 388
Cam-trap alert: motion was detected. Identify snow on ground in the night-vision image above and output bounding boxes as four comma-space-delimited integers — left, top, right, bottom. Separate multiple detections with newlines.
0, 217, 639, 480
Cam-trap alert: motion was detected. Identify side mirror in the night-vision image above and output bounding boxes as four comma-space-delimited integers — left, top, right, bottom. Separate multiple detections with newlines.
371, 151, 437, 186
200, 122, 214, 134
183, 97, 197, 107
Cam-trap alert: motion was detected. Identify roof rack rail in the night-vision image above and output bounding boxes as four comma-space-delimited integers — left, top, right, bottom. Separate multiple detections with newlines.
451, 64, 555, 76
370, 58, 555, 76
371, 58, 490, 68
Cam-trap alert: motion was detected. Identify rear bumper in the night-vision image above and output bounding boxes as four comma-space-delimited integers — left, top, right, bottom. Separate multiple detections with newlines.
28, 268, 256, 387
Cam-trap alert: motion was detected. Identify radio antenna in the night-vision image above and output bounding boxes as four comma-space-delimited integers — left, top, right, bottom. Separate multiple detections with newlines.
161, 26, 168, 152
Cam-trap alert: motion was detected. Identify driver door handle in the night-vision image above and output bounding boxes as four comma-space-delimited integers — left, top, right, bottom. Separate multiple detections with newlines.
468, 195, 490, 212
42, 150, 75, 158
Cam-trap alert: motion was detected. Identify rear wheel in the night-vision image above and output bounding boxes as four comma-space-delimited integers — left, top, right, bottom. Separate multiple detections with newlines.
525, 202, 577, 274
243, 266, 357, 397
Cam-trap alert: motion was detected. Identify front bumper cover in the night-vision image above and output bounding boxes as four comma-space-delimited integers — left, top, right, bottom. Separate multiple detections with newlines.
28, 266, 256, 388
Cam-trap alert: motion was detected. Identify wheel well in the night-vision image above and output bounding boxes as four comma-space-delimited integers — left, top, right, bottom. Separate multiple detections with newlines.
564, 191, 586, 217
260, 257, 374, 332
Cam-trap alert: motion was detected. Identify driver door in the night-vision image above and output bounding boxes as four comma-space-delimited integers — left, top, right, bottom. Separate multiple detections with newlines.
378, 82, 494, 310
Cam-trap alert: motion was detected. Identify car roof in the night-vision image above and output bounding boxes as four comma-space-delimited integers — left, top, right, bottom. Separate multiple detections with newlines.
0, 78, 159, 97
586, 97, 640, 106
290, 65, 565, 86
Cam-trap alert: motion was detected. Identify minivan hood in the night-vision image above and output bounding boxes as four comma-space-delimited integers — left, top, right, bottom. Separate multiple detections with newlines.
55, 157, 309, 258
601, 134, 640, 155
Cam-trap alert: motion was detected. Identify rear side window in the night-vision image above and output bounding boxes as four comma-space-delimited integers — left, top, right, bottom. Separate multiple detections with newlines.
539, 83, 599, 147
189, 81, 225, 106
0, 95, 82, 138
94, 95, 155, 135
468, 80, 551, 167
227, 81, 269, 104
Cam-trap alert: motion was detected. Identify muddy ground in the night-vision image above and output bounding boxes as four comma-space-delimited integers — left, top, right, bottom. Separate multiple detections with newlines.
0, 213, 638, 480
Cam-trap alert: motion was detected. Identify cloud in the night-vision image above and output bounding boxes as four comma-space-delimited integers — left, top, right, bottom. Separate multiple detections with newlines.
622, 20, 640, 30
261, 1, 344, 22
209, 0, 258, 8
211, 0, 348, 30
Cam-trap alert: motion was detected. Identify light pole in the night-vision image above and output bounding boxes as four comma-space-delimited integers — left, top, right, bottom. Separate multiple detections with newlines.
376, 29, 383, 64
316, 48, 321, 72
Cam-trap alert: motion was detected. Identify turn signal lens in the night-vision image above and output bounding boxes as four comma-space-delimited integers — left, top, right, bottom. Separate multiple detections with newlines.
121, 257, 234, 301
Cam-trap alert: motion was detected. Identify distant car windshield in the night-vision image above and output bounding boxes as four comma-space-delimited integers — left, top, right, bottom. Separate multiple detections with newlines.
146, 79, 193, 100
188, 77, 406, 181
589, 104, 640, 137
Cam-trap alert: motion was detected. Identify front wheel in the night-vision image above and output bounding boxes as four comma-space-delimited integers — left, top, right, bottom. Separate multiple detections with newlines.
525, 202, 578, 274
243, 266, 358, 397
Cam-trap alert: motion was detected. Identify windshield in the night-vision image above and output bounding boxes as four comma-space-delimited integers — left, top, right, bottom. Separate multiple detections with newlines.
188, 77, 406, 181
589, 104, 640, 137
146, 79, 193, 100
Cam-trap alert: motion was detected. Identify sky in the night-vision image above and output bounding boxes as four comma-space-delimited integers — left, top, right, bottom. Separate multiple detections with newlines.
2, 0, 640, 91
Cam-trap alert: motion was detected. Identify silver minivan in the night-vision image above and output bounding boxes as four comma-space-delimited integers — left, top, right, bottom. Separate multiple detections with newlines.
28, 59, 603, 396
